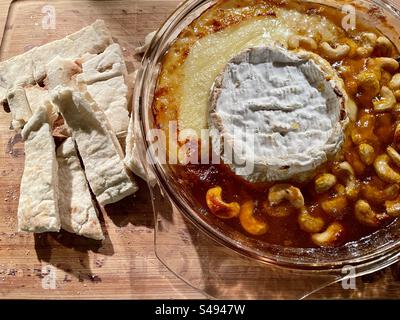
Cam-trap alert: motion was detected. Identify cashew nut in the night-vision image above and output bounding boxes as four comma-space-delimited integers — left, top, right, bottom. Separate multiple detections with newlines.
268, 184, 304, 209
314, 173, 337, 194
346, 98, 358, 122
361, 32, 378, 44
332, 162, 359, 199
344, 38, 359, 57
389, 73, 400, 91
298, 208, 325, 233
354, 200, 388, 227
288, 35, 317, 50
374, 154, 400, 183
206, 186, 240, 219
319, 42, 350, 60
375, 36, 393, 57
369, 57, 399, 73
362, 183, 399, 205
356, 47, 372, 58
373, 86, 396, 112
385, 199, 400, 217
387, 146, 400, 167
358, 143, 375, 165
356, 32, 377, 57
311, 222, 344, 247
381, 70, 393, 86
321, 196, 348, 217
345, 150, 367, 175
239, 201, 268, 236
356, 71, 380, 97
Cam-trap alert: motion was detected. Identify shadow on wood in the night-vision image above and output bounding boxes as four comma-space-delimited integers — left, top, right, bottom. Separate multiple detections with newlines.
103, 177, 154, 228
34, 225, 114, 281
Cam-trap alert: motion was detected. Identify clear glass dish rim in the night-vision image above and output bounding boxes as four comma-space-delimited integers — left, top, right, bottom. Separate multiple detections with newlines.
137, 0, 400, 270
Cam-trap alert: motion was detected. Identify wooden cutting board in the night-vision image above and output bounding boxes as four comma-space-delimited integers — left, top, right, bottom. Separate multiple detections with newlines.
0, 0, 399, 299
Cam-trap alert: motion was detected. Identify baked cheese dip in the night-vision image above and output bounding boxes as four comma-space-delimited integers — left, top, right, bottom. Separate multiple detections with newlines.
152, 0, 400, 247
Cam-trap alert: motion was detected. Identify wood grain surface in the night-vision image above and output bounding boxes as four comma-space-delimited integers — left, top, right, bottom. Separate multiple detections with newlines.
0, 0, 399, 300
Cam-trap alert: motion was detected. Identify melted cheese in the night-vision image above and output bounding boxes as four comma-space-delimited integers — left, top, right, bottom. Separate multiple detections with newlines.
179, 8, 342, 137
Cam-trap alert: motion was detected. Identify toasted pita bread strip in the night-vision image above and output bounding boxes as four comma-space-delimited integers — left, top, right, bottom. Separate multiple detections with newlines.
44, 57, 82, 138
22, 85, 59, 129
79, 88, 128, 161
6, 86, 32, 131
125, 101, 148, 180
6, 85, 58, 133
0, 20, 113, 103
57, 138, 104, 240
0, 51, 34, 102
31, 20, 113, 83
133, 31, 157, 55
18, 105, 60, 233
24, 85, 48, 112
77, 44, 130, 137
124, 71, 155, 183
85, 76, 129, 138
52, 87, 138, 205
45, 57, 82, 90
77, 44, 127, 84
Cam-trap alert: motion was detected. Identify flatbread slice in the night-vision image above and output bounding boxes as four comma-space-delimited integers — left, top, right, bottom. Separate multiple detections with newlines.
18, 105, 60, 232
133, 31, 157, 55
0, 20, 113, 103
6, 84, 58, 133
57, 138, 104, 240
52, 87, 138, 205
45, 57, 82, 90
6, 86, 32, 130
31, 20, 113, 83
85, 76, 129, 137
124, 100, 147, 180
22, 85, 59, 129
77, 43, 127, 84
77, 44, 129, 137
0, 51, 34, 102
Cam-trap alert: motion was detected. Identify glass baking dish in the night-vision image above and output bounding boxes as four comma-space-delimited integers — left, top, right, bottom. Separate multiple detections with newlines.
136, 0, 400, 298
1, 0, 399, 299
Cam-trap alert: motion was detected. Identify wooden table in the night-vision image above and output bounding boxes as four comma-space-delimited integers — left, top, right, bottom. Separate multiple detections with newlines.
0, 0, 399, 299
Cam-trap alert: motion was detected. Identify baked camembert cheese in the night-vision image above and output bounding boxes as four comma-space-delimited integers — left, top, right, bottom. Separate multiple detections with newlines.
153, 0, 400, 248
209, 46, 348, 182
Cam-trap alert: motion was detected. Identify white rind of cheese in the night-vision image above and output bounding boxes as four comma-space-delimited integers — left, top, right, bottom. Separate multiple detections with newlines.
209, 46, 347, 182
